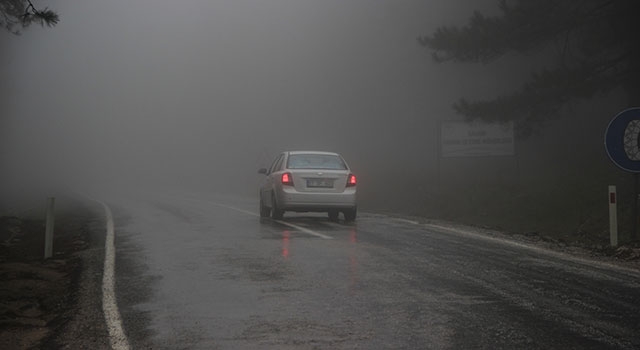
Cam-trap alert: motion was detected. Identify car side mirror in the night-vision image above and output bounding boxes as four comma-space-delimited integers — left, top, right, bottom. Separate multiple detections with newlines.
258, 168, 267, 174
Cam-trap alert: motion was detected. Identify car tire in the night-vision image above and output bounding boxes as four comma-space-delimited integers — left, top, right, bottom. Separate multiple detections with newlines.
343, 207, 357, 222
328, 209, 339, 221
271, 193, 284, 220
259, 195, 271, 218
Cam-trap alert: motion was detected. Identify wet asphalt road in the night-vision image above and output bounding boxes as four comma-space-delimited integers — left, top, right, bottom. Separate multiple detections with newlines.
107, 191, 640, 349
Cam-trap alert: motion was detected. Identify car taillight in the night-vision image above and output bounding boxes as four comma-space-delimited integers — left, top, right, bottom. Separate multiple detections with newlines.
346, 174, 356, 187
281, 172, 293, 186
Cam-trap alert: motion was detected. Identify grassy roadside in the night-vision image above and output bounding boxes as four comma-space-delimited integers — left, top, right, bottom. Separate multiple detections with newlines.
361, 179, 640, 263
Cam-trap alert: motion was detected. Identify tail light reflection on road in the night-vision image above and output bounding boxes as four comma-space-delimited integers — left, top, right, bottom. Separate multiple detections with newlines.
282, 230, 290, 259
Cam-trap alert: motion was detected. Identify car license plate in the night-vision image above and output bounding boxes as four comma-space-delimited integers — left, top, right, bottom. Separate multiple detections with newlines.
307, 179, 333, 188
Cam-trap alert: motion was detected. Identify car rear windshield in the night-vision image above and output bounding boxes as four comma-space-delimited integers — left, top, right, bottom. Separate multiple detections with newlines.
287, 154, 347, 170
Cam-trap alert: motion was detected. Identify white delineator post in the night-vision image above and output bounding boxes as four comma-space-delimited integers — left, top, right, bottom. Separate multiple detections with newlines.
44, 197, 55, 259
609, 186, 618, 247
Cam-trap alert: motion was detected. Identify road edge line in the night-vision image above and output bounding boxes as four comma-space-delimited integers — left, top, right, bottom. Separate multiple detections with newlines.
428, 222, 640, 277
97, 200, 131, 350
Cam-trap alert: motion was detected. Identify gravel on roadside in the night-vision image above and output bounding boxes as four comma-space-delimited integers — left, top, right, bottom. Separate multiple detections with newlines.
0, 200, 110, 349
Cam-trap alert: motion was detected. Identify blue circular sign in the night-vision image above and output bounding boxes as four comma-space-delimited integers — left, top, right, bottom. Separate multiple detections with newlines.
605, 107, 640, 172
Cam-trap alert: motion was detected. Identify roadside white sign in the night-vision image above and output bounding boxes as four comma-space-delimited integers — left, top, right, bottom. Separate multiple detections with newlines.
441, 121, 515, 157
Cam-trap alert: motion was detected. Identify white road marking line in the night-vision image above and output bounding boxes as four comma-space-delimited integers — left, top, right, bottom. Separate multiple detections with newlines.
395, 218, 640, 278
97, 200, 131, 350
211, 203, 260, 217
204, 201, 333, 240
394, 218, 420, 225
272, 220, 333, 240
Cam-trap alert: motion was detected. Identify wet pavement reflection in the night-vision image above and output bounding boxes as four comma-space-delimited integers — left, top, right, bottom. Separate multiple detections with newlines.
109, 192, 640, 350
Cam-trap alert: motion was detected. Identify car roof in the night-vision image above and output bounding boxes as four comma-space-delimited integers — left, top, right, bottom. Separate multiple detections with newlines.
286, 151, 341, 156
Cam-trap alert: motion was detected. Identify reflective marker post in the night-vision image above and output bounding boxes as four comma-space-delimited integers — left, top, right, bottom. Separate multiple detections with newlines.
44, 197, 55, 259
635, 173, 640, 241
609, 186, 618, 247
604, 107, 640, 243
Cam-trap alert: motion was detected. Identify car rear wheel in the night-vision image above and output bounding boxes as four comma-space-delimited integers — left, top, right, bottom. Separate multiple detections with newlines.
343, 207, 357, 222
328, 209, 339, 221
259, 194, 271, 218
271, 193, 284, 220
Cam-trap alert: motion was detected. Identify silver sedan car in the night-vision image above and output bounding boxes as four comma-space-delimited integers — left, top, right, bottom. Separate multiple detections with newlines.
258, 151, 357, 221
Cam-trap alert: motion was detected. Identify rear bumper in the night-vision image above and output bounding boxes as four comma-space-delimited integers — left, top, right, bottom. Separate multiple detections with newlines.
277, 188, 356, 212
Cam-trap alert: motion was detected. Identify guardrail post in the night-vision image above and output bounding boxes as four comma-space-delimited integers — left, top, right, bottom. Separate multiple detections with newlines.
44, 197, 55, 259
608, 186, 618, 247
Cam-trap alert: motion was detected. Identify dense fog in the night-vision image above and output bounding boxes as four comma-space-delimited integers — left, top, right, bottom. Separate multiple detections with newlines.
1, 0, 632, 236
1, 0, 507, 193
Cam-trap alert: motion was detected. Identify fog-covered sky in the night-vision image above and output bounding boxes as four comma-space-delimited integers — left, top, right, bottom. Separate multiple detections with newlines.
2, 0, 511, 194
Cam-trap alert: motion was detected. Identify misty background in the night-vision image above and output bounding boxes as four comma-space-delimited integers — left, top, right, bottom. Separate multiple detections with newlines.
1, 0, 632, 240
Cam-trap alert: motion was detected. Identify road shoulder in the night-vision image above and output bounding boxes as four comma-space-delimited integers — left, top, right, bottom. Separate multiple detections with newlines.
0, 200, 110, 349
